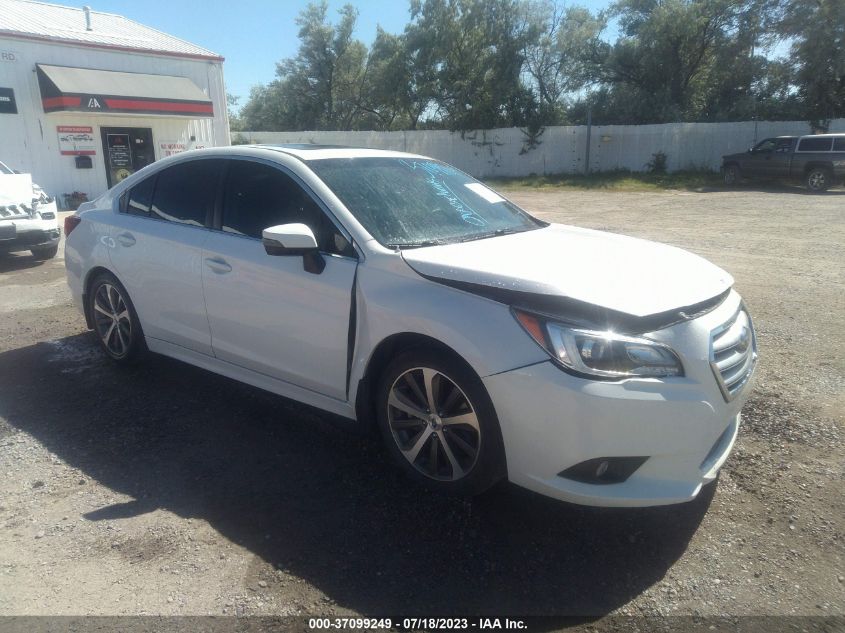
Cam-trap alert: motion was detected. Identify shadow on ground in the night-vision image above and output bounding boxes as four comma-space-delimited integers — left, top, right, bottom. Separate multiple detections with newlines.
0, 252, 51, 274
0, 334, 716, 616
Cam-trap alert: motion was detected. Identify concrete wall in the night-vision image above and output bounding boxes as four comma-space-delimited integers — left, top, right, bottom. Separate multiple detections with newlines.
238, 118, 845, 179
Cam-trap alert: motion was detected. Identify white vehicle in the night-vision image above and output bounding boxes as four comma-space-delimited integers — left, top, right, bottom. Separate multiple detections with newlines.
64, 146, 757, 507
0, 160, 61, 260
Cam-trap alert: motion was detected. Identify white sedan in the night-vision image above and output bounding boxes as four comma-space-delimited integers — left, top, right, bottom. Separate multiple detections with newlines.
64, 145, 757, 507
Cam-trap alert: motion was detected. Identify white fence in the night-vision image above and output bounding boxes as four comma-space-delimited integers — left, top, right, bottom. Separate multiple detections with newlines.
237, 118, 845, 179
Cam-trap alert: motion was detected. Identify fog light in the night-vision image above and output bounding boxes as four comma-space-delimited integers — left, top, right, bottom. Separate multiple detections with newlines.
558, 456, 649, 485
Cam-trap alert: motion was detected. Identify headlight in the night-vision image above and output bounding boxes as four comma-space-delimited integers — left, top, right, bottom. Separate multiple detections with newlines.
513, 309, 684, 379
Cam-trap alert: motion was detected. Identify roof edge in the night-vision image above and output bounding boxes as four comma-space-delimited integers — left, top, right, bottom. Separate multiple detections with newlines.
0, 31, 225, 62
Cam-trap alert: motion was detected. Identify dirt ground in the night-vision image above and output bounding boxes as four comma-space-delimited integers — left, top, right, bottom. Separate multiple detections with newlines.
0, 186, 842, 620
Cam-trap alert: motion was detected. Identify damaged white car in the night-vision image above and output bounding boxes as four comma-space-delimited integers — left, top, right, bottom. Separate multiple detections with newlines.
64, 146, 757, 507
0, 160, 61, 260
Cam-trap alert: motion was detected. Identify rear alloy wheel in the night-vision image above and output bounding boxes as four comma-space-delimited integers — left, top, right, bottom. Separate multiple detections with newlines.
376, 349, 505, 495
806, 168, 831, 192
723, 164, 740, 186
88, 273, 144, 363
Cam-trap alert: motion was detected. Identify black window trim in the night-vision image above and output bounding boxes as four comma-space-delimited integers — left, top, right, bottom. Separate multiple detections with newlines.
214, 155, 360, 261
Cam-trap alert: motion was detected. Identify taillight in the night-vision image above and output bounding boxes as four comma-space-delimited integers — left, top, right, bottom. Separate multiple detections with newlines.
64, 214, 82, 236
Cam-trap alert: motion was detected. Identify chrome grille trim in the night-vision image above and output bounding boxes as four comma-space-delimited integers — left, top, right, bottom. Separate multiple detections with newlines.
710, 307, 757, 401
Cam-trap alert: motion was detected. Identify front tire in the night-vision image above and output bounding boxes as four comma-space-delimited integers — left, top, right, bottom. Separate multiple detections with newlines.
723, 164, 740, 186
806, 167, 831, 192
87, 272, 145, 363
375, 348, 506, 496
30, 244, 59, 260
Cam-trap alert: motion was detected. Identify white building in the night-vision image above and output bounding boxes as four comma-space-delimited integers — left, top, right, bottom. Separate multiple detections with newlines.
0, 0, 229, 206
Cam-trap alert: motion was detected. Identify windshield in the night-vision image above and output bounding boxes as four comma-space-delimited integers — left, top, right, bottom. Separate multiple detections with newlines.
309, 157, 544, 248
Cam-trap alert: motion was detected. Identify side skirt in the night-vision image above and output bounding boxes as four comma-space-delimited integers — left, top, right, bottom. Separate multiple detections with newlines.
145, 337, 357, 421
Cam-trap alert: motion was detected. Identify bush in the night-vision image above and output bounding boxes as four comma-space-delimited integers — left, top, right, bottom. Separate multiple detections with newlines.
647, 151, 668, 174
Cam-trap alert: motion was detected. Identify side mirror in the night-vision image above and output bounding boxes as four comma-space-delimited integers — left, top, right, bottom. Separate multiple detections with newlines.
747, 147, 754, 153
262, 223, 325, 274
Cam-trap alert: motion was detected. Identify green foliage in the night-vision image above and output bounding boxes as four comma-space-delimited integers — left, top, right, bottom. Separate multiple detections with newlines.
646, 151, 668, 174
237, 0, 845, 132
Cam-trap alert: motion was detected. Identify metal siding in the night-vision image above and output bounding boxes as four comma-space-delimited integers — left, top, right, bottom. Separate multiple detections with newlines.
0, 0, 220, 59
0, 37, 227, 202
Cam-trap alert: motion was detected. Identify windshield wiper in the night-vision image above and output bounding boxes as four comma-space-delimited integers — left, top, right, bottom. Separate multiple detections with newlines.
388, 239, 447, 250
459, 227, 525, 243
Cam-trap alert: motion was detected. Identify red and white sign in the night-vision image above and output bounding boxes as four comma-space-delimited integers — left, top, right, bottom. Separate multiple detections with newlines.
57, 125, 96, 156
158, 141, 187, 157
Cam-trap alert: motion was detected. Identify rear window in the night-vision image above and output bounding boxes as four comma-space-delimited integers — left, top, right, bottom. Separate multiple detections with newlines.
150, 160, 222, 227
833, 137, 845, 151
797, 137, 833, 152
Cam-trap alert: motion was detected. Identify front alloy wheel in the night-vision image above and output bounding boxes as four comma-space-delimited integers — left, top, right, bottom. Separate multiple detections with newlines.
387, 367, 481, 481
723, 164, 740, 186
376, 349, 506, 495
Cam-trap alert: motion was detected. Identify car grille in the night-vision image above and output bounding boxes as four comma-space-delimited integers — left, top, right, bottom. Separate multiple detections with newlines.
0, 204, 31, 220
710, 307, 757, 401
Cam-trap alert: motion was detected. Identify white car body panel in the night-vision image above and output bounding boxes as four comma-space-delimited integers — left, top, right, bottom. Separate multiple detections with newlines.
64, 145, 756, 508
201, 230, 357, 400
402, 224, 734, 317
106, 211, 213, 355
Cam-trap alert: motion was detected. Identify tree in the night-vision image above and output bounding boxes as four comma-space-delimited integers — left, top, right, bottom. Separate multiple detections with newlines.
776, 0, 845, 129
522, 1, 605, 123
404, 0, 539, 130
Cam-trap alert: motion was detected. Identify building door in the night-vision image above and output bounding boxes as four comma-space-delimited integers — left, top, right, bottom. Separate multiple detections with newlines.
100, 127, 155, 188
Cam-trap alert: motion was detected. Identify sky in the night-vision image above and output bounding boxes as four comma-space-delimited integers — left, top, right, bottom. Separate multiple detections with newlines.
71, 0, 615, 106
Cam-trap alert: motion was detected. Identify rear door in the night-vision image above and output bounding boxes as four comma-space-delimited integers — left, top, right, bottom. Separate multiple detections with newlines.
107, 159, 223, 355
201, 158, 358, 399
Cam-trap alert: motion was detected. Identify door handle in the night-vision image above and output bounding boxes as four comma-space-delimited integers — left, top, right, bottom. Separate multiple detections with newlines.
204, 257, 232, 274
116, 232, 136, 247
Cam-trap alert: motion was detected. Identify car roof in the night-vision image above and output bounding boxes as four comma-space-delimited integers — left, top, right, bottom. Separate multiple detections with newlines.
797, 133, 845, 138
254, 144, 426, 161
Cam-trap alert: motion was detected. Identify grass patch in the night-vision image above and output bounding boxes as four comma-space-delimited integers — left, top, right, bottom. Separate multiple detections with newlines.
487, 170, 723, 192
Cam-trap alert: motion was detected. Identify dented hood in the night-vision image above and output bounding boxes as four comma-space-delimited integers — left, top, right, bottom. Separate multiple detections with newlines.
401, 224, 733, 318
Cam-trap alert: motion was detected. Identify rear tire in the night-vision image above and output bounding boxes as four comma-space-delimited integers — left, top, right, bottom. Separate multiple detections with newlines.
30, 244, 59, 260
375, 348, 506, 496
723, 164, 740, 186
806, 167, 831, 192
86, 272, 146, 363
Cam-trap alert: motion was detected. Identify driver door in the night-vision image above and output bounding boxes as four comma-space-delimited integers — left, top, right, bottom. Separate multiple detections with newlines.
201, 159, 358, 400
742, 138, 777, 177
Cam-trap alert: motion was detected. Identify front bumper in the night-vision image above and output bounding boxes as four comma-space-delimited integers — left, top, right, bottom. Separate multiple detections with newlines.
484, 292, 753, 507
0, 213, 61, 253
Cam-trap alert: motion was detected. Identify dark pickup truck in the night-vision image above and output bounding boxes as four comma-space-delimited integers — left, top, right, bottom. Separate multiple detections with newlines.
721, 133, 845, 192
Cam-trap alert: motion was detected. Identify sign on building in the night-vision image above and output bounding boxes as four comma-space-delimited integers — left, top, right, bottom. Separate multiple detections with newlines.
0, 87, 16, 114
57, 126, 96, 155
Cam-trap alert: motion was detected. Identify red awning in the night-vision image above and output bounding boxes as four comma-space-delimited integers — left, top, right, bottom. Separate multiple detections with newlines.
37, 64, 213, 117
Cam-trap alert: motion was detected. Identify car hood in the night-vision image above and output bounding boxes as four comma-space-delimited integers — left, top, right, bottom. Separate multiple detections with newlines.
401, 224, 733, 318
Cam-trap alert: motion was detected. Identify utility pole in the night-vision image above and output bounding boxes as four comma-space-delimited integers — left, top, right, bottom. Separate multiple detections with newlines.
584, 105, 592, 174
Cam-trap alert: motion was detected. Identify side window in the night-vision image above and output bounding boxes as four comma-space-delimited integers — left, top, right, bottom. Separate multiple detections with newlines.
797, 137, 833, 152
150, 160, 222, 227
125, 176, 155, 216
754, 139, 776, 152
775, 139, 793, 153
833, 137, 845, 151
221, 160, 355, 257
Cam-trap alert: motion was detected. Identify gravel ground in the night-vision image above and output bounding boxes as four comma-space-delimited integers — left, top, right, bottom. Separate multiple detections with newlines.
0, 187, 842, 621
